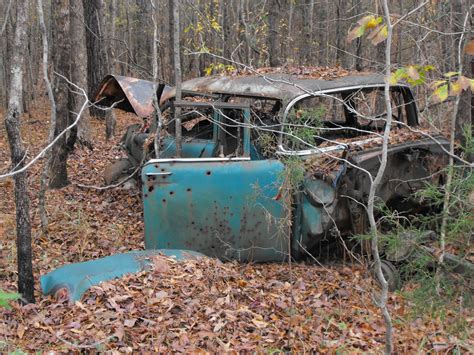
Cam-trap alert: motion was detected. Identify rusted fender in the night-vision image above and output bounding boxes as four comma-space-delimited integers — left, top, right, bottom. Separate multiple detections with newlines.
40, 249, 206, 302
94, 75, 172, 117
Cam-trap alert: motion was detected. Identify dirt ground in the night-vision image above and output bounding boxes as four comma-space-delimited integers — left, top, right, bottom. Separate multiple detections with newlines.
0, 96, 472, 352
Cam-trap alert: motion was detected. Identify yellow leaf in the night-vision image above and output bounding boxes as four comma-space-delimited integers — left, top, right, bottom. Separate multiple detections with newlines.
407, 66, 420, 81
433, 84, 448, 103
449, 81, 462, 96
389, 73, 398, 85
357, 15, 375, 26
366, 18, 379, 29
443, 71, 460, 78
347, 15, 374, 43
370, 25, 388, 45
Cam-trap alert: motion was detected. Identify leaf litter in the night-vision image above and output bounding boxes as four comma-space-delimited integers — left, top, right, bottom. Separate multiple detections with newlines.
0, 96, 472, 352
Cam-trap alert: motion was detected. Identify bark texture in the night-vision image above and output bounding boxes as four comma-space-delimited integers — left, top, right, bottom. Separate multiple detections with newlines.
4, 0, 34, 304
83, 0, 107, 118
69, 0, 91, 147
267, 0, 281, 67
49, 0, 71, 189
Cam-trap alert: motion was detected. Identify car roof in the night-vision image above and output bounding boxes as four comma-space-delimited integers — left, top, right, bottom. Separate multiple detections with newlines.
161, 73, 393, 102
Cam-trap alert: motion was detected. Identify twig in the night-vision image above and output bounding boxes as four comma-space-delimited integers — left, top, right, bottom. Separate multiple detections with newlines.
0, 0, 12, 36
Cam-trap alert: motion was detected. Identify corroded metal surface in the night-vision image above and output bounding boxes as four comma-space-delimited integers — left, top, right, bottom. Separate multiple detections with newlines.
161, 73, 388, 102
94, 75, 172, 117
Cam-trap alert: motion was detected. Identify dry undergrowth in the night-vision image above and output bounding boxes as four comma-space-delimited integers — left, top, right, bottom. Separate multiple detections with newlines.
0, 95, 472, 352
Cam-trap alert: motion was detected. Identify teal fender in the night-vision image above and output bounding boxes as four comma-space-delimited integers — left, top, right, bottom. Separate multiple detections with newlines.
40, 249, 205, 302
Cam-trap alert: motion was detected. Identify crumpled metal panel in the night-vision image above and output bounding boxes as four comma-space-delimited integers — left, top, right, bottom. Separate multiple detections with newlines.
94, 75, 172, 117
40, 249, 205, 302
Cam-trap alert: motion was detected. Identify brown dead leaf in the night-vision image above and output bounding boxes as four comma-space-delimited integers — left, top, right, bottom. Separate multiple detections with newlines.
17, 324, 25, 339
153, 256, 171, 273
124, 318, 137, 327
464, 40, 474, 55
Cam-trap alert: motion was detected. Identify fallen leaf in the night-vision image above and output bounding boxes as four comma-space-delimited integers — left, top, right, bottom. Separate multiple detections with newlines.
124, 318, 137, 327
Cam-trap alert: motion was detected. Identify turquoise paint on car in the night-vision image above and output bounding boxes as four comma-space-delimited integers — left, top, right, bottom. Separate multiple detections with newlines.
142, 159, 288, 262
40, 249, 205, 301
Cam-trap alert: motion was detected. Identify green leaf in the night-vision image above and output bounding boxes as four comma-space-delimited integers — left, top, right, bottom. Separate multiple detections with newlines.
337, 322, 348, 330
433, 84, 449, 103
0, 290, 20, 309
389, 68, 407, 84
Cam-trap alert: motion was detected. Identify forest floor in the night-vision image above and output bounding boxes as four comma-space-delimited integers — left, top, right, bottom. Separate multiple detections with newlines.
0, 96, 472, 352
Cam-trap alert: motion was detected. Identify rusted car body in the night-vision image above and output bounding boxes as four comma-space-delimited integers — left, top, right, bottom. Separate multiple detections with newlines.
95, 72, 449, 262
41, 70, 461, 300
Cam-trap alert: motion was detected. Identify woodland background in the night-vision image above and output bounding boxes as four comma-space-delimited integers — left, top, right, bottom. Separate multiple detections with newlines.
0, 0, 472, 109
0, 0, 473, 352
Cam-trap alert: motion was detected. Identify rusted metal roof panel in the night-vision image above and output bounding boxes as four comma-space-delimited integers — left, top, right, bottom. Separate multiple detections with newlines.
94, 75, 172, 117
161, 73, 388, 102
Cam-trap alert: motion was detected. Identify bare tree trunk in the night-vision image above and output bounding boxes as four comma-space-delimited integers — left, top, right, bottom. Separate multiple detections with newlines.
4, 0, 35, 304
299, 0, 315, 65
172, 0, 182, 156
151, 0, 164, 157
70, 0, 92, 147
49, 0, 71, 189
454, 0, 472, 144
83, 0, 107, 118
124, 0, 132, 75
266, 0, 281, 66
439, 10, 471, 291
367, 1, 394, 352
239, 0, 250, 65
37, 0, 57, 234
168, 0, 175, 82
221, 0, 231, 60
109, 0, 117, 73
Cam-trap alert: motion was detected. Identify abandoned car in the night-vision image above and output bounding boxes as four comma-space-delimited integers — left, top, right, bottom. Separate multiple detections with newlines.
94, 71, 450, 264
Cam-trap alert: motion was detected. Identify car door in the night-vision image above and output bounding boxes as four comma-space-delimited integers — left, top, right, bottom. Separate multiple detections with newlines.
142, 103, 289, 262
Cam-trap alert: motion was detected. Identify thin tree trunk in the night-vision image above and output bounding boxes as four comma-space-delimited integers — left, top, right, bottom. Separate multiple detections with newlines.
367, 1, 394, 352
151, 0, 163, 157
109, 0, 117, 73
267, 0, 281, 66
172, 0, 182, 156
49, 0, 70, 189
454, 0, 472, 144
439, 9, 471, 288
168, 0, 175, 82
4, 0, 35, 304
83, 0, 107, 118
222, 0, 231, 60
37, 0, 57, 234
70, 0, 92, 147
